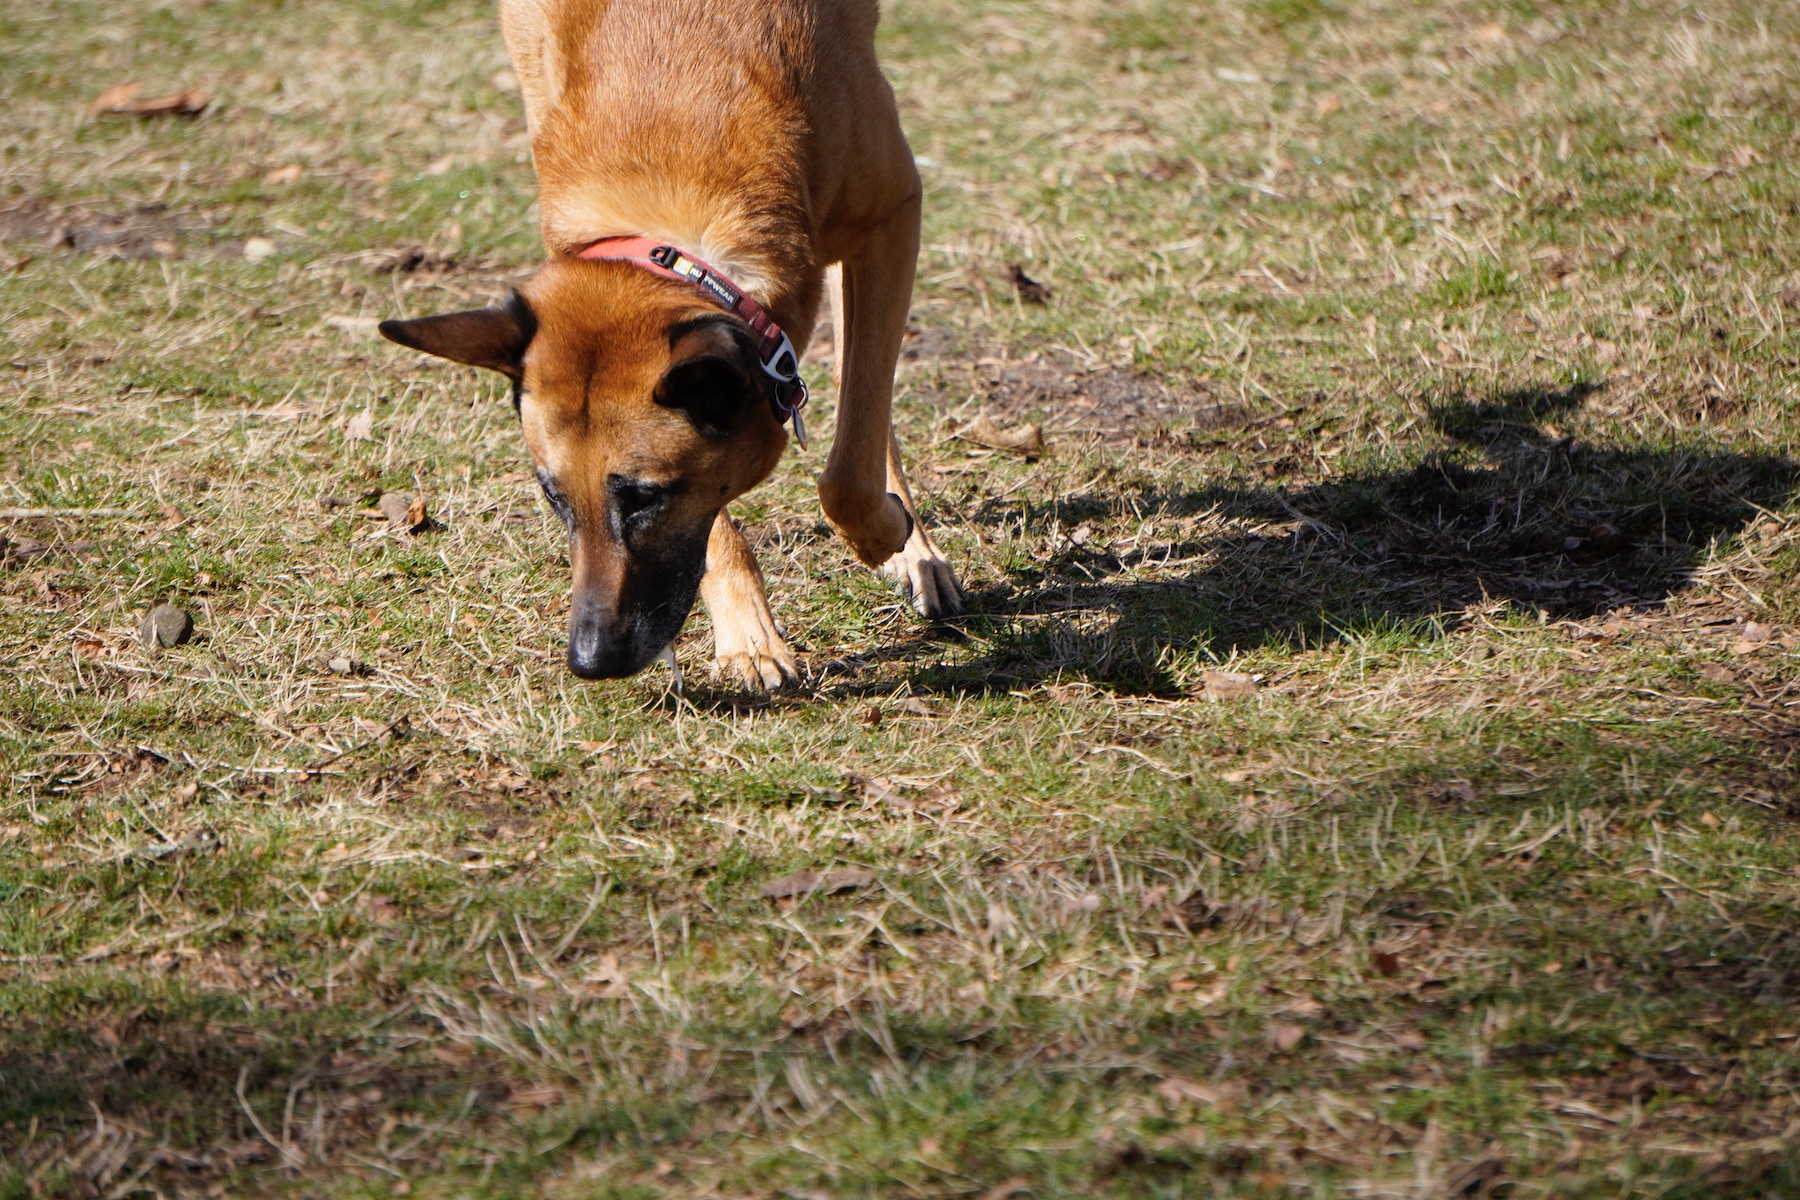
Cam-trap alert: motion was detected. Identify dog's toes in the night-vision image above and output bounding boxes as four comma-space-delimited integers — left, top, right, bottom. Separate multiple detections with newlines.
713, 646, 799, 692
920, 558, 964, 618
709, 593, 799, 691
910, 556, 964, 618
882, 544, 964, 619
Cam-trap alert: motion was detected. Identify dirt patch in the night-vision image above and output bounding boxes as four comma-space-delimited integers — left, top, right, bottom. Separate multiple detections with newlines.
0, 199, 214, 260
912, 345, 1253, 444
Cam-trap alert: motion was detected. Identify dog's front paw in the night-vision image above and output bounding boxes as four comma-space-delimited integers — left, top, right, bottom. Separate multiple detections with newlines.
821, 486, 913, 567
714, 645, 799, 691
882, 529, 963, 619
711, 612, 800, 692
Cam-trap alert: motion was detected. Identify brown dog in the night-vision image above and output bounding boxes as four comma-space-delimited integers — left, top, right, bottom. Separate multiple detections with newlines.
379, 0, 961, 687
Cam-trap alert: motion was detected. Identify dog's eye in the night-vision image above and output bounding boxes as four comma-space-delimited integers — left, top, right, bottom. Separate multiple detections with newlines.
609, 476, 671, 523
536, 469, 574, 531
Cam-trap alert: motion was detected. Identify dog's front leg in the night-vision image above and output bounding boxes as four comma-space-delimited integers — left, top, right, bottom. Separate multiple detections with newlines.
701, 510, 798, 691
877, 428, 963, 616
817, 207, 920, 571
818, 215, 964, 618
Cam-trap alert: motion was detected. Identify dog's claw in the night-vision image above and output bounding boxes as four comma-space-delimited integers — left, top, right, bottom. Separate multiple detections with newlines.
881, 530, 963, 619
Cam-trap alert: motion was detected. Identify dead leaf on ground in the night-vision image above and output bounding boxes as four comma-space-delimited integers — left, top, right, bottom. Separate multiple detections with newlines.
85, 82, 142, 118
1154, 1075, 1238, 1109
1009, 264, 1050, 304
368, 246, 457, 274
1160, 890, 1218, 931
263, 164, 303, 186
125, 88, 209, 116
88, 83, 209, 119
505, 1084, 564, 1109
357, 894, 400, 925
954, 413, 1045, 458
1203, 670, 1259, 701
1434, 780, 1477, 805
981, 1177, 1034, 1200
1445, 1158, 1507, 1198
1, 535, 47, 563
226, 1139, 271, 1164
758, 866, 877, 900
1268, 1022, 1306, 1052
1587, 522, 1629, 555
852, 774, 899, 803
345, 410, 375, 441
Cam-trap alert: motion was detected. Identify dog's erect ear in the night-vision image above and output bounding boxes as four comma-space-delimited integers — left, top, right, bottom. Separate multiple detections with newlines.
378, 292, 537, 380
654, 354, 763, 439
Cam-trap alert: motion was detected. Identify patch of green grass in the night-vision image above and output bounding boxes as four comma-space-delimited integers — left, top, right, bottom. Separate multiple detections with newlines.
1434, 258, 1514, 307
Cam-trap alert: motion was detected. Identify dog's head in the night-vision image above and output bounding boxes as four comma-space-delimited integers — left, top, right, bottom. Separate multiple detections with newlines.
379, 258, 788, 679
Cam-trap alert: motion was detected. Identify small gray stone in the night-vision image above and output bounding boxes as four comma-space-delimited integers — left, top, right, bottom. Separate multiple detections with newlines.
326, 656, 353, 675
138, 602, 194, 649
378, 492, 413, 526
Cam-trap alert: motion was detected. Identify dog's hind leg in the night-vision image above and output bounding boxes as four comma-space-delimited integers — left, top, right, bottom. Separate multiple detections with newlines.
701, 510, 798, 691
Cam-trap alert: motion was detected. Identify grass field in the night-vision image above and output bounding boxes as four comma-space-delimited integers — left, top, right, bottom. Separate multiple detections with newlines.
5, 0, 1800, 1195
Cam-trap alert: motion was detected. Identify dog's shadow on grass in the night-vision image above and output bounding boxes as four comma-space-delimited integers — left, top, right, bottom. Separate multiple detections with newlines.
890, 382, 1798, 695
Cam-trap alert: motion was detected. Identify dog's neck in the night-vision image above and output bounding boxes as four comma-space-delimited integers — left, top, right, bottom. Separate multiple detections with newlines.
540, 187, 807, 334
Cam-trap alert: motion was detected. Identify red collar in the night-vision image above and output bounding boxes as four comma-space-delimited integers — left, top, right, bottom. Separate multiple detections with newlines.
575, 236, 808, 448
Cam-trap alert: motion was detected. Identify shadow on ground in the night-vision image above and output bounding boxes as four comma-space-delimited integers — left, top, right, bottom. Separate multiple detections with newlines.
0, 994, 442, 1194
893, 383, 1798, 694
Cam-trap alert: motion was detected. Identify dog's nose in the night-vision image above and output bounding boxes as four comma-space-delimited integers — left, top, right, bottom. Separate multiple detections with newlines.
566, 598, 632, 679
565, 597, 658, 680
566, 637, 609, 679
